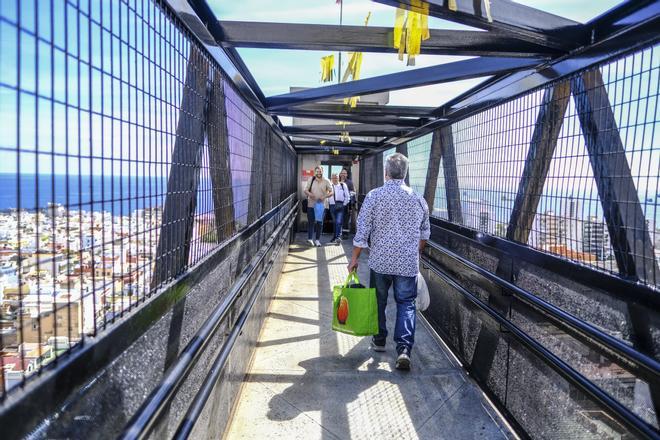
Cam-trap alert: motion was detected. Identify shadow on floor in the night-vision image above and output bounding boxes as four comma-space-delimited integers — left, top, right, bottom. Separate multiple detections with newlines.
251, 234, 510, 440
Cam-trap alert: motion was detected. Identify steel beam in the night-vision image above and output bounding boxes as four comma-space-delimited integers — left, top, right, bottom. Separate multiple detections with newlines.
293, 140, 381, 149
207, 73, 235, 243
152, 47, 208, 288
423, 130, 442, 212
289, 112, 424, 127
218, 21, 558, 57
373, 0, 584, 50
266, 57, 543, 110
283, 124, 407, 137
395, 144, 410, 186
439, 126, 463, 224
163, 0, 296, 155
273, 103, 435, 118
506, 81, 571, 243
572, 71, 659, 283
588, 1, 660, 45
248, 119, 265, 225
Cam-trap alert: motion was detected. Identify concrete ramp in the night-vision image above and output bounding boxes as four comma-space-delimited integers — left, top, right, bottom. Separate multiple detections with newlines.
225, 234, 513, 439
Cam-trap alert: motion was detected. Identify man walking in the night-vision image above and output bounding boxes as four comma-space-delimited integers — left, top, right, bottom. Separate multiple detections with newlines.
347, 153, 430, 370
328, 173, 350, 245
339, 168, 355, 235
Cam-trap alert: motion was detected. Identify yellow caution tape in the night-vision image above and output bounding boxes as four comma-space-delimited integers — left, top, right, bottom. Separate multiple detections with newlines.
448, 0, 457, 12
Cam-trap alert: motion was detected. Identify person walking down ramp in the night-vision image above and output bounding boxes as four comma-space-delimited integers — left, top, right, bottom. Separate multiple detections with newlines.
303, 166, 333, 247
347, 153, 430, 370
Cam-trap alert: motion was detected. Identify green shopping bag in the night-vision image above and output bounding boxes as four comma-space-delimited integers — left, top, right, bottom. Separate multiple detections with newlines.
332, 271, 378, 336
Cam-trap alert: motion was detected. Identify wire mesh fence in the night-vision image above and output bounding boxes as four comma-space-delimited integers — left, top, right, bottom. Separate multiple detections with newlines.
0, 0, 295, 397
406, 133, 432, 196
410, 43, 659, 288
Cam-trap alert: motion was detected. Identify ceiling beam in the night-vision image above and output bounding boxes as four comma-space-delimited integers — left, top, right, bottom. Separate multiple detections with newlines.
373, 0, 585, 50
272, 103, 436, 117
283, 112, 425, 127
266, 56, 543, 110
218, 21, 558, 57
293, 142, 377, 151
283, 124, 407, 137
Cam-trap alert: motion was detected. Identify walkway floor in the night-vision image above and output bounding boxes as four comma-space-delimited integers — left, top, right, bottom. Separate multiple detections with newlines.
225, 233, 513, 440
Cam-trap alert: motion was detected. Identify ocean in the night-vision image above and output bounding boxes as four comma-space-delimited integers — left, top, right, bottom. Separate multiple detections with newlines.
0, 173, 169, 215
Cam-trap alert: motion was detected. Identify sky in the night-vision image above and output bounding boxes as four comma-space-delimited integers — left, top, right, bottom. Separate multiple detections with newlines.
208, 0, 622, 103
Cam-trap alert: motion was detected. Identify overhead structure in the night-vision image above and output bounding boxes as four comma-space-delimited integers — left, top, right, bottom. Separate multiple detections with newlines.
182, 0, 659, 153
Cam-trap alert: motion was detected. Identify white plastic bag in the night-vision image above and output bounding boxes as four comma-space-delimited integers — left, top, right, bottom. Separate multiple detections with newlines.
416, 272, 430, 311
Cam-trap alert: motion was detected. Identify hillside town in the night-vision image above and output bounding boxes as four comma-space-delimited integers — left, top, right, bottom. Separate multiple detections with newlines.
0, 204, 161, 393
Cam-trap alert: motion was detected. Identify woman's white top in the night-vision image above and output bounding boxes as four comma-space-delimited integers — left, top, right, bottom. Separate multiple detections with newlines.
329, 183, 349, 205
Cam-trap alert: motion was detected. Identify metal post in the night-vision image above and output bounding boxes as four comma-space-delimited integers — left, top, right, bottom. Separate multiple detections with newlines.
207, 72, 235, 243
439, 126, 463, 223
571, 70, 659, 284
152, 47, 208, 288
423, 129, 443, 212
506, 81, 570, 243
395, 143, 410, 186
248, 119, 264, 224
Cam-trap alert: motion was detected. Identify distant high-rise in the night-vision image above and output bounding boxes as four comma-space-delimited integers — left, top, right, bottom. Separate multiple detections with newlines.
479, 209, 489, 233
582, 216, 609, 260
539, 211, 566, 248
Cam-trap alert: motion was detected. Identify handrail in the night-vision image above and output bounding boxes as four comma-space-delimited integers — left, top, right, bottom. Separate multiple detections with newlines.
420, 253, 660, 440
428, 216, 659, 308
119, 202, 298, 440
173, 220, 290, 439
424, 240, 660, 388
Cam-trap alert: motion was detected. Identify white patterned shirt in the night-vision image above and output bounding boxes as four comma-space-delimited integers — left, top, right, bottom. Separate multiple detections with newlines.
353, 179, 431, 277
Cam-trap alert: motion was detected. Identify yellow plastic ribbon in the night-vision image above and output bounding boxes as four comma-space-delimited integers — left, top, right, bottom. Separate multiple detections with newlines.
448, 0, 457, 12
339, 132, 352, 144
392, 3, 429, 65
393, 8, 405, 50
320, 54, 334, 82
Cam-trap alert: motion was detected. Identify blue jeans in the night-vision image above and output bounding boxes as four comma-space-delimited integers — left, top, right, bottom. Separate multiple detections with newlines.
329, 202, 344, 239
370, 270, 417, 353
306, 207, 323, 240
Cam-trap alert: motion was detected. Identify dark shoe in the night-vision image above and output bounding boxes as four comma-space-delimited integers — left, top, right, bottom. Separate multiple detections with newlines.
396, 347, 411, 370
370, 338, 386, 352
